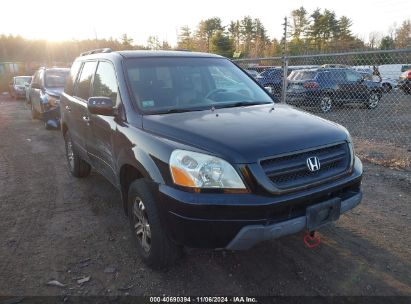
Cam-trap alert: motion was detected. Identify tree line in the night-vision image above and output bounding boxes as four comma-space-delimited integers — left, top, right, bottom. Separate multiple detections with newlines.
0, 6, 410, 65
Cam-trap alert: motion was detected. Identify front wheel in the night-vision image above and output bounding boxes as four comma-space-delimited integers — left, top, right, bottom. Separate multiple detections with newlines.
319, 95, 333, 113
128, 179, 182, 269
366, 92, 380, 109
64, 131, 91, 178
382, 83, 392, 93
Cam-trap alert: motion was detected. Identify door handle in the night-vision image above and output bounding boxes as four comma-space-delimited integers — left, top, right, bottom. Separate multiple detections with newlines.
65, 105, 71, 112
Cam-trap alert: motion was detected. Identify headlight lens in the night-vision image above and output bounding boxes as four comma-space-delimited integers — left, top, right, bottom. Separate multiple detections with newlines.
170, 150, 246, 189
347, 135, 355, 168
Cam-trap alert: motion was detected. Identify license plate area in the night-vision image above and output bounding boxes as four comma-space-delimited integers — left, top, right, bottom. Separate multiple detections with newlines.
306, 198, 341, 230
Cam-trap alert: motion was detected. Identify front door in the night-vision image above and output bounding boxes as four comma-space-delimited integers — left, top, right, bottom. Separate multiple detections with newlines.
86, 61, 119, 185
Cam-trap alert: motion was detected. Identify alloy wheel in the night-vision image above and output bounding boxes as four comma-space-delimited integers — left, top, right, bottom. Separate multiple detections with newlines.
66, 137, 75, 169
368, 93, 379, 109
132, 197, 151, 253
320, 96, 332, 113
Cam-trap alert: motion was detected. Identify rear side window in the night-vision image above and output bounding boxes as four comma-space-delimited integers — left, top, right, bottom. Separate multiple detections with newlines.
65, 61, 82, 95
92, 61, 118, 102
291, 71, 317, 81
331, 71, 346, 82
75, 61, 97, 101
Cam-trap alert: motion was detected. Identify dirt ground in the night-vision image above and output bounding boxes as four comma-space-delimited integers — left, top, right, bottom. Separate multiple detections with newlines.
0, 95, 410, 297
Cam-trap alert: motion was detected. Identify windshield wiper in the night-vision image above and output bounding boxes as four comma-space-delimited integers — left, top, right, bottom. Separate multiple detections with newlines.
155, 107, 206, 115
216, 101, 272, 109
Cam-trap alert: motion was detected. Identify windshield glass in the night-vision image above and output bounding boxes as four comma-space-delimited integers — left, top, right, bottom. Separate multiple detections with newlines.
14, 77, 32, 85
45, 69, 69, 87
125, 57, 273, 114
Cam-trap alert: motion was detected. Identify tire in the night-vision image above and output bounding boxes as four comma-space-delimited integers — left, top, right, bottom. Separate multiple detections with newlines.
382, 83, 392, 93
64, 131, 91, 178
127, 179, 182, 269
31, 102, 40, 119
366, 91, 380, 109
319, 95, 333, 113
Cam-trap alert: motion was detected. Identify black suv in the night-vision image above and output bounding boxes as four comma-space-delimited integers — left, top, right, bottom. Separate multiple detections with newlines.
61, 49, 363, 269
287, 68, 383, 113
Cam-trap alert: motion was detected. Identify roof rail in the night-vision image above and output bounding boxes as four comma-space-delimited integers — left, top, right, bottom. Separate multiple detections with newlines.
80, 48, 112, 57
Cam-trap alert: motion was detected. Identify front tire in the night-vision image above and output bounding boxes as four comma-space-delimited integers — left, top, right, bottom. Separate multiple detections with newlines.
382, 83, 392, 93
366, 91, 380, 109
128, 179, 181, 269
64, 131, 91, 178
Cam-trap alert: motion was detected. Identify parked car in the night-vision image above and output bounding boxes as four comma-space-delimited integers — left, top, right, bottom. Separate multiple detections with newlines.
287, 68, 383, 113
8, 76, 32, 99
244, 69, 259, 78
398, 70, 411, 94
354, 66, 397, 93
255, 68, 283, 96
61, 49, 363, 269
378, 64, 411, 91
28, 67, 69, 128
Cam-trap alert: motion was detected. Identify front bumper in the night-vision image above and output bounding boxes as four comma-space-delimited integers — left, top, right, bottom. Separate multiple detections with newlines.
157, 158, 363, 249
227, 191, 361, 250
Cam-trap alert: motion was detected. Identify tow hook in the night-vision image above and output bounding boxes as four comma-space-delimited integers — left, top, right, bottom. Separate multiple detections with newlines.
304, 231, 321, 248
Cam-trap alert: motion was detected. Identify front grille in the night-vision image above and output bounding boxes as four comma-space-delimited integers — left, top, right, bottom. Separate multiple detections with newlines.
260, 143, 350, 190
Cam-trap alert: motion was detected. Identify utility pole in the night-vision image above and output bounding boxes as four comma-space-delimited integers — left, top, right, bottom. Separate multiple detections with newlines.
281, 17, 288, 104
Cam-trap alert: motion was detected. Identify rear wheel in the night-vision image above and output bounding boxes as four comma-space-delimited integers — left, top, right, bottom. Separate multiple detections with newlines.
128, 179, 182, 269
366, 91, 380, 109
319, 95, 333, 113
64, 131, 91, 178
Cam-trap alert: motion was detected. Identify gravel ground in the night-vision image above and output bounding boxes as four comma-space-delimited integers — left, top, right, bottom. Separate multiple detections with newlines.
0, 96, 410, 297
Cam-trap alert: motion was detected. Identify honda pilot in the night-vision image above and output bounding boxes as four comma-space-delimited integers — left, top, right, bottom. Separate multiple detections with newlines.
61, 49, 363, 269
287, 68, 383, 113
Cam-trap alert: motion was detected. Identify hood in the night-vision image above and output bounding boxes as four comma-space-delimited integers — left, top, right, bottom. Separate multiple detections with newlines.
142, 104, 349, 164
45, 87, 64, 97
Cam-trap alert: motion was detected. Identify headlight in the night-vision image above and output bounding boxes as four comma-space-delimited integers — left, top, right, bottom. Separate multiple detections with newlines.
169, 150, 247, 190
347, 135, 355, 168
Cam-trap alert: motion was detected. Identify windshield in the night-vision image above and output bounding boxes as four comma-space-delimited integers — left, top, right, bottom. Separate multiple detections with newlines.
14, 76, 32, 86
125, 57, 273, 114
45, 69, 69, 88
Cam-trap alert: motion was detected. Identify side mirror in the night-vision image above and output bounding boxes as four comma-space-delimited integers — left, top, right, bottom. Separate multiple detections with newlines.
87, 97, 115, 116
264, 86, 273, 94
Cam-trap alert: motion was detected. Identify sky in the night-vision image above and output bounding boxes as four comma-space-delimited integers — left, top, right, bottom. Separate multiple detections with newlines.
0, 0, 410, 46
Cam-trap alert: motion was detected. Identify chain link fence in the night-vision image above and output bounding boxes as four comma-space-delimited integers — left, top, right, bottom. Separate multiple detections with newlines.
235, 49, 411, 168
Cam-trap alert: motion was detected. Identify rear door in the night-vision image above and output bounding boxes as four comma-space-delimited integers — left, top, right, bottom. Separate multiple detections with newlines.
67, 61, 97, 157
31, 70, 44, 113
86, 60, 119, 185
344, 69, 368, 101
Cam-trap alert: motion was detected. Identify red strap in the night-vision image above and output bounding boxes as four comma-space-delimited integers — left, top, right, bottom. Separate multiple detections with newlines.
304, 231, 321, 248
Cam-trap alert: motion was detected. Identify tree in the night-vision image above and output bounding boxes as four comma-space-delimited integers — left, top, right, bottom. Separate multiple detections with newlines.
120, 34, 133, 49
395, 20, 411, 48
380, 36, 395, 49
198, 17, 224, 51
177, 26, 195, 50
209, 31, 234, 58
290, 7, 309, 40
147, 36, 160, 50
228, 21, 241, 50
